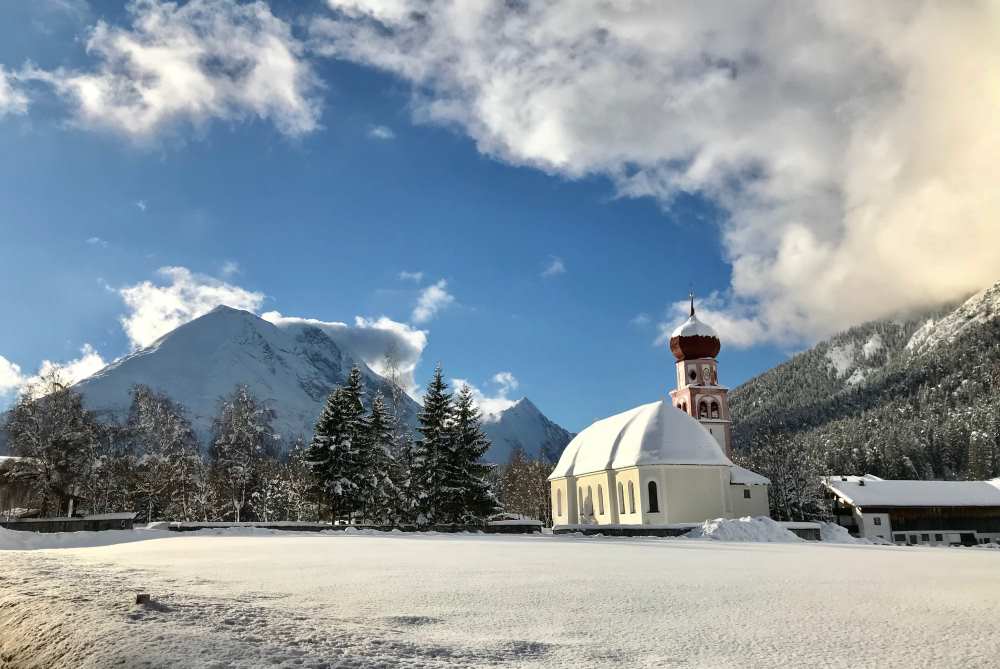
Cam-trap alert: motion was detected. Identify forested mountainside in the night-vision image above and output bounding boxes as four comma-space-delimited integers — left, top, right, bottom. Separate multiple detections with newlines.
731, 282, 1000, 495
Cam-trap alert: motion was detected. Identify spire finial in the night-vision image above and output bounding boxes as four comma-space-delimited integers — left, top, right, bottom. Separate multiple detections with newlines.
689, 288, 695, 317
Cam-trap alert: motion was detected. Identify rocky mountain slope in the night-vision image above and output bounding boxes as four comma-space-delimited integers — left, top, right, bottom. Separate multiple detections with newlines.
731, 280, 1000, 481
481, 398, 574, 464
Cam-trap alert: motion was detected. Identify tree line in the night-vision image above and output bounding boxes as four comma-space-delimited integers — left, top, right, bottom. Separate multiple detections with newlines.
0, 364, 550, 525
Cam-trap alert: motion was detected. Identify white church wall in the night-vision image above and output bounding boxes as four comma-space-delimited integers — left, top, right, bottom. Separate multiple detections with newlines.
727, 484, 769, 517
573, 471, 617, 525
659, 465, 730, 523
549, 478, 574, 525
614, 468, 643, 525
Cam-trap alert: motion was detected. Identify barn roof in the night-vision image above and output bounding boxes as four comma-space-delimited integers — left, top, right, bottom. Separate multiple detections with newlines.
823, 476, 1000, 508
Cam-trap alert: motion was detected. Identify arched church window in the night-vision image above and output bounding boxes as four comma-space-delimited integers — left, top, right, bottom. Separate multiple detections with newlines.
618, 482, 625, 514
556, 489, 562, 517
647, 481, 659, 513
698, 401, 709, 419
628, 481, 635, 514
688, 369, 697, 382
579, 490, 584, 517
682, 402, 687, 412
587, 487, 594, 516
597, 485, 605, 515
711, 401, 720, 419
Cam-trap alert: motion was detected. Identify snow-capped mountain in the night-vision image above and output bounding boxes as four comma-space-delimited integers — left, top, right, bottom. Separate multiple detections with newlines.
74, 306, 420, 447
481, 398, 574, 464
69, 305, 573, 463
906, 281, 1000, 355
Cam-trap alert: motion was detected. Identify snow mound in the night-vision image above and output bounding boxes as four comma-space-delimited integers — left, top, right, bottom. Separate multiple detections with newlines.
0, 527, 174, 551
685, 516, 802, 543
818, 522, 872, 544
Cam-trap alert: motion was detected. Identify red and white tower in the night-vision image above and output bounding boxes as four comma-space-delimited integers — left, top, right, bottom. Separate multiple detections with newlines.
667, 294, 732, 457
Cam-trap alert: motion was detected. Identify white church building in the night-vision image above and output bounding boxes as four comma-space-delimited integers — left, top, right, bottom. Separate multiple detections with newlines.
549, 298, 770, 527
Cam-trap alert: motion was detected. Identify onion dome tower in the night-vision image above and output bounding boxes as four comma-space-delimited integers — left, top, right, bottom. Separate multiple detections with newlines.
668, 293, 732, 457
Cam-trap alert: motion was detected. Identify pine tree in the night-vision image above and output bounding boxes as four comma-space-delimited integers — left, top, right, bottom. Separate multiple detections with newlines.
360, 392, 400, 524
446, 384, 499, 523
305, 367, 368, 522
411, 365, 452, 525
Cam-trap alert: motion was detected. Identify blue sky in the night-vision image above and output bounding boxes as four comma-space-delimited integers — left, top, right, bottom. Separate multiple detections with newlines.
0, 1, 996, 431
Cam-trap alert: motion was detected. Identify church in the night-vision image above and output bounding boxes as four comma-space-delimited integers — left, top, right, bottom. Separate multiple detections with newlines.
549, 298, 770, 527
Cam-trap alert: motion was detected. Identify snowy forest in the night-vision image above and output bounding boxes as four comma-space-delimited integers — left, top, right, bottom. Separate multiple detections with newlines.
0, 365, 552, 525
734, 307, 1000, 521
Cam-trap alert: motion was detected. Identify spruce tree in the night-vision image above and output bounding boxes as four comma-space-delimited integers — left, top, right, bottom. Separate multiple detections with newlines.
361, 392, 399, 524
412, 365, 452, 525
305, 367, 368, 522
447, 384, 500, 523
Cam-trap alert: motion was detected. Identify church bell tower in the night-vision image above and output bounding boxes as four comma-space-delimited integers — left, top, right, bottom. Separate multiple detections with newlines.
667, 294, 732, 457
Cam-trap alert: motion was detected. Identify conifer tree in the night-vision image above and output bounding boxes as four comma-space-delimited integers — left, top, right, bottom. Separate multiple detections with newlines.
305, 367, 368, 522
446, 384, 500, 522
411, 365, 452, 525
360, 392, 400, 523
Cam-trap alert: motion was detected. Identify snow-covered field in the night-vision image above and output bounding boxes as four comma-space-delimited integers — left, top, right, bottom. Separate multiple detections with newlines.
2, 529, 999, 668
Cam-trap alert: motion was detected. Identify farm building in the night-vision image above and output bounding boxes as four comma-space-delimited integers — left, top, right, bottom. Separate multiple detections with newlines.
823, 475, 1000, 546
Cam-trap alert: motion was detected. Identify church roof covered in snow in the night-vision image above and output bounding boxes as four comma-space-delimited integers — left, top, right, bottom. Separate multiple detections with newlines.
548, 400, 733, 479
824, 477, 1000, 507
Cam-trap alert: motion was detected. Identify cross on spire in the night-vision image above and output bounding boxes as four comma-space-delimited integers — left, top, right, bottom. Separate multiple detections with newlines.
688, 289, 695, 317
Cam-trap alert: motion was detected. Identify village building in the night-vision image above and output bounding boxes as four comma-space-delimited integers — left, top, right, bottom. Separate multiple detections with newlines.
824, 475, 1000, 546
549, 298, 770, 527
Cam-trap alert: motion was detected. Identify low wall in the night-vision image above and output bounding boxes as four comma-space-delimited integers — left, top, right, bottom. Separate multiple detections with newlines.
167, 521, 543, 534
553, 521, 823, 541
1, 517, 135, 533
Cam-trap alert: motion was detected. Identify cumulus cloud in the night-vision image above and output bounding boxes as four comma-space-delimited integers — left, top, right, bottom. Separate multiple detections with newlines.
312, 1, 1000, 345
412, 279, 454, 324
27, 344, 108, 391
86, 236, 109, 247
368, 124, 395, 140
0, 66, 29, 117
452, 371, 520, 418
26, 0, 320, 139
398, 270, 423, 283
541, 256, 566, 278
118, 266, 266, 348
0, 356, 25, 395
262, 311, 427, 396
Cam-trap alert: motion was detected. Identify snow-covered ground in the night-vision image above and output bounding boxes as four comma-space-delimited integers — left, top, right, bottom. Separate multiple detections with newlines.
2, 529, 999, 668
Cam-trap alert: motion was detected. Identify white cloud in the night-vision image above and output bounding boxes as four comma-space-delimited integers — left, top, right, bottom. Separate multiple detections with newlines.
312, 2, 1000, 345
411, 279, 454, 324
368, 124, 395, 140
28, 344, 108, 391
630, 313, 651, 327
262, 311, 427, 397
220, 260, 240, 277
398, 270, 423, 283
0, 66, 29, 118
541, 256, 566, 278
136, 200, 147, 212
26, 0, 320, 139
0, 356, 25, 395
118, 266, 265, 348
86, 236, 109, 247
452, 371, 520, 419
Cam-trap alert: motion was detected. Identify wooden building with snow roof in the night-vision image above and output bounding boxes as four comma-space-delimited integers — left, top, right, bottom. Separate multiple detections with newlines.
823, 475, 1000, 546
